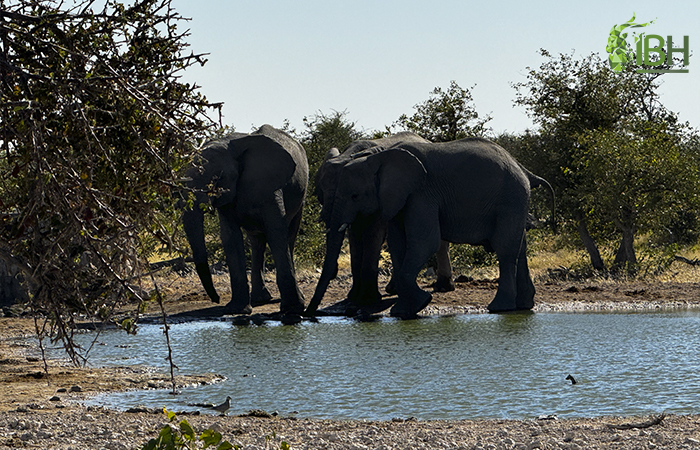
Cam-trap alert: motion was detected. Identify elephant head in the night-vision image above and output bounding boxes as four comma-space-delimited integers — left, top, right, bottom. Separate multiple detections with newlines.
182, 129, 297, 305
305, 147, 427, 315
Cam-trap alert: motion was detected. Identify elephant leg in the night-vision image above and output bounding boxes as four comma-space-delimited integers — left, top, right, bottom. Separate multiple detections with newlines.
390, 213, 441, 319
356, 218, 386, 308
515, 236, 535, 310
249, 233, 273, 307
346, 224, 365, 306
487, 229, 524, 313
286, 206, 303, 257
344, 218, 384, 308
385, 219, 405, 295
432, 240, 455, 292
217, 208, 251, 315
266, 215, 305, 315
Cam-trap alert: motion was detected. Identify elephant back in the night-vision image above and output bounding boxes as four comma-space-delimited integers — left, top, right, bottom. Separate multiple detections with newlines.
232, 125, 308, 207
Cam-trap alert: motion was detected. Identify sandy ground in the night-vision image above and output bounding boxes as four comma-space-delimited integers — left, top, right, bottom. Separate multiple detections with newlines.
2, 269, 700, 449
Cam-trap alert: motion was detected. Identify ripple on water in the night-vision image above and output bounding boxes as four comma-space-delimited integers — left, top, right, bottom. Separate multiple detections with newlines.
79, 310, 700, 420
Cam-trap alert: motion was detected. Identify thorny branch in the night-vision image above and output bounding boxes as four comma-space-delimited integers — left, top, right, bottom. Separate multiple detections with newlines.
0, 0, 221, 378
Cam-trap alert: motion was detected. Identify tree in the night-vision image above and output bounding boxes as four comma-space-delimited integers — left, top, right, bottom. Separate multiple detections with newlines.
0, 0, 220, 365
576, 120, 700, 273
394, 81, 491, 142
513, 50, 696, 274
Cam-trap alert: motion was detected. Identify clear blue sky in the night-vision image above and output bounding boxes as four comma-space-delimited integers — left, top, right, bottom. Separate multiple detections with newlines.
173, 0, 699, 135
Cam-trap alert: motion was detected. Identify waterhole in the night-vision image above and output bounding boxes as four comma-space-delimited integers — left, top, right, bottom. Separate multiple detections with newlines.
79, 310, 700, 420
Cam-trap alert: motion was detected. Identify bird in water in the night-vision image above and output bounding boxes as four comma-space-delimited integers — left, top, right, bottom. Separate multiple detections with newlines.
566, 374, 578, 385
211, 396, 232, 415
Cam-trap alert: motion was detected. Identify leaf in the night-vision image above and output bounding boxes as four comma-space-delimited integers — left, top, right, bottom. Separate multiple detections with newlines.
216, 442, 236, 450
200, 429, 223, 448
166, 409, 177, 421
141, 439, 157, 450
179, 419, 196, 441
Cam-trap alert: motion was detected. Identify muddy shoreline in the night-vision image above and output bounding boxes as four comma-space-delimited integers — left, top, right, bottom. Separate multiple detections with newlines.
2, 275, 700, 449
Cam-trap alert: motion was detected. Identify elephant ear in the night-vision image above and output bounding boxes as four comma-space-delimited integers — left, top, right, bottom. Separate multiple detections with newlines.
230, 127, 297, 204
373, 148, 427, 221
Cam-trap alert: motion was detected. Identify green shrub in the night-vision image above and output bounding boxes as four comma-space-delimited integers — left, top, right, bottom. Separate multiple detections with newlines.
142, 409, 236, 450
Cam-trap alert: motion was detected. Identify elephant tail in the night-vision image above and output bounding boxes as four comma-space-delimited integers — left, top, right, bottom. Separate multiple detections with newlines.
525, 170, 557, 233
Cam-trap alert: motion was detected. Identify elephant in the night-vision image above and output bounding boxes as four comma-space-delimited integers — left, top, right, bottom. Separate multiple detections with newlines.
309, 136, 553, 318
181, 124, 308, 315
305, 132, 455, 316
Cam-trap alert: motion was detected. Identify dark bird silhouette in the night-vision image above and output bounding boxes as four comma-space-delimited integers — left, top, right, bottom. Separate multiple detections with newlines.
211, 396, 231, 415
566, 374, 578, 385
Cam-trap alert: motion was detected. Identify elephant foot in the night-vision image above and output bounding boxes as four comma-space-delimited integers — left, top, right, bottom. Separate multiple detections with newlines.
280, 313, 303, 325
515, 293, 535, 311
515, 285, 536, 311
349, 288, 383, 308
431, 275, 456, 293
487, 294, 517, 314
251, 288, 278, 307
357, 297, 396, 315
224, 302, 252, 315
390, 291, 432, 320
280, 300, 305, 316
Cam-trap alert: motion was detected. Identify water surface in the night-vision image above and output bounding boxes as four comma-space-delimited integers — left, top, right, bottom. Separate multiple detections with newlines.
79, 310, 700, 420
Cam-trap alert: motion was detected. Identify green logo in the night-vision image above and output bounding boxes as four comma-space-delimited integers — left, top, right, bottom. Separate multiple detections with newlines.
606, 14, 690, 74
606, 13, 654, 72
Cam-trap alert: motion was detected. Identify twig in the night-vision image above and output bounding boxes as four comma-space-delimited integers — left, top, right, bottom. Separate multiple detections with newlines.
607, 412, 666, 430
151, 278, 178, 395
673, 255, 700, 266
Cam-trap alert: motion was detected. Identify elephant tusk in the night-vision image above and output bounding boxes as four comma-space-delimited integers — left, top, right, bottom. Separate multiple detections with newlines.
338, 223, 349, 233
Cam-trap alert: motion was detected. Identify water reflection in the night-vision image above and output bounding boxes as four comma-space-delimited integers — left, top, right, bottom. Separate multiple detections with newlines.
79, 310, 700, 420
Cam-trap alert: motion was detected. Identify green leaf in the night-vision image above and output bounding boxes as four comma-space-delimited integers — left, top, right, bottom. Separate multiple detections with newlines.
179, 419, 195, 441
216, 442, 236, 450
200, 429, 223, 448
141, 438, 157, 450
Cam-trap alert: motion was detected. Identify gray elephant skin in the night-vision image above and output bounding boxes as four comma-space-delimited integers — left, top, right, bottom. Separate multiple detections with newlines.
181, 125, 308, 315
306, 133, 454, 316
313, 136, 552, 317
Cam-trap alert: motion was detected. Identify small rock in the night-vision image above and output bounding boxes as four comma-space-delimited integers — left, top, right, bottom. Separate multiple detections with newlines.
69, 385, 83, 392
56, 388, 67, 393
49, 396, 61, 402
527, 440, 542, 450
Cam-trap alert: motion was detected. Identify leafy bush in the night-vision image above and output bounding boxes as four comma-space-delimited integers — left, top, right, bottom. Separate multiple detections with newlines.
142, 409, 235, 450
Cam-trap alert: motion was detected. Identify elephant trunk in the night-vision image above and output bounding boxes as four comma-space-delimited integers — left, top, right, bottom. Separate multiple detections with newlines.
304, 227, 346, 316
182, 207, 220, 304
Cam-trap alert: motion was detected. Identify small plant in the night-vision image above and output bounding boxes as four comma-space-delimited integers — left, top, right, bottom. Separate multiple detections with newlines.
265, 431, 291, 450
141, 409, 236, 450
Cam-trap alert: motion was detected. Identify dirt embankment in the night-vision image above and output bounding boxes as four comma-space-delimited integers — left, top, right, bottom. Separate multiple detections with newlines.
2, 273, 700, 449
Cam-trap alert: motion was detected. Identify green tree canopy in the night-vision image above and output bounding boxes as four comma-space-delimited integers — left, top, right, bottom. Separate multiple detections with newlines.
394, 81, 491, 142
0, 0, 220, 364
512, 50, 698, 274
